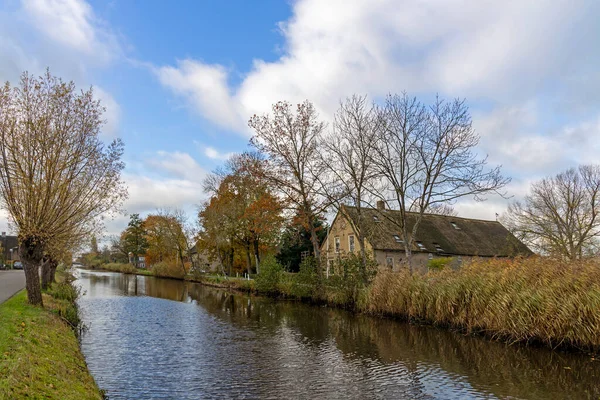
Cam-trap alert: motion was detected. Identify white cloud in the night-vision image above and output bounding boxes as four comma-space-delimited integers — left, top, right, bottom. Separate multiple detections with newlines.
156, 0, 599, 131
156, 60, 244, 131
21, 0, 119, 64
147, 151, 207, 183
0, 0, 123, 141
204, 146, 234, 161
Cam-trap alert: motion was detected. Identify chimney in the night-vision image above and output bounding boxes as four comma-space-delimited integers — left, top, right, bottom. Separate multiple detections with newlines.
1, 232, 5, 237
376, 200, 386, 211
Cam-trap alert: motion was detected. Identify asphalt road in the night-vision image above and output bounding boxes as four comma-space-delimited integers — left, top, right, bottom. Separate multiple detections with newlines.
0, 270, 26, 304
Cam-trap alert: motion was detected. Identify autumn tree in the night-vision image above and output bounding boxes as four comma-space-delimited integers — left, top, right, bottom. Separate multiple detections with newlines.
249, 101, 328, 265
372, 94, 508, 272
201, 152, 284, 275
198, 195, 237, 275
0, 70, 126, 305
145, 209, 192, 274
122, 214, 148, 267
504, 165, 600, 260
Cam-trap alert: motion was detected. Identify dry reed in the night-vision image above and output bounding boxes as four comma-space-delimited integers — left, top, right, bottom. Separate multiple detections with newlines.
365, 257, 600, 351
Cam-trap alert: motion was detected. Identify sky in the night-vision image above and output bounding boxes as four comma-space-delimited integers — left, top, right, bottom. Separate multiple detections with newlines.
0, 0, 599, 237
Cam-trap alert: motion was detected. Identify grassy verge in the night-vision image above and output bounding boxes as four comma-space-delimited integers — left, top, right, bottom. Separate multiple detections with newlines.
0, 289, 103, 399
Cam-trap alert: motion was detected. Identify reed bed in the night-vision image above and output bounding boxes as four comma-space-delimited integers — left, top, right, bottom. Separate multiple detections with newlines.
365, 257, 600, 351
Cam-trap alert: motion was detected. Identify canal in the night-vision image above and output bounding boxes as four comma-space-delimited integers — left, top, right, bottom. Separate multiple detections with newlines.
75, 269, 599, 399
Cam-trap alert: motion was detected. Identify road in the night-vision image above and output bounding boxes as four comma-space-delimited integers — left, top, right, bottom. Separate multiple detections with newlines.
0, 270, 26, 304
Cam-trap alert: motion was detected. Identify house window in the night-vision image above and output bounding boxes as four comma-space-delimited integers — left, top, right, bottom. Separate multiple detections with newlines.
451, 222, 460, 230
373, 215, 380, 222
416, 241, 427, 251
393, 235, 403, 243
348, 235, 355, 252
457, 256, 463, 264
428, 253, 434, 260
434, 243, 443, 252
335, 237, 340, 253
328, 259, 334, 275
386, 256, 394, 268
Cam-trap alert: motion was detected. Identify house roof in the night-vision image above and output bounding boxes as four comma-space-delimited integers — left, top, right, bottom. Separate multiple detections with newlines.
341, 205, 533, 257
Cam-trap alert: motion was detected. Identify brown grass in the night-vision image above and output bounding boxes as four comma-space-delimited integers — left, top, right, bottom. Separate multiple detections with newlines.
365, 257, 600, 351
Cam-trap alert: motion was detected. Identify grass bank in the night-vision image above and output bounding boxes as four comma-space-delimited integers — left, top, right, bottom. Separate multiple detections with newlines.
0, 286, 103, 399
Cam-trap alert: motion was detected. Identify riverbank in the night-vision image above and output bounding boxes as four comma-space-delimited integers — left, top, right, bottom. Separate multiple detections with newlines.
0, 278, 103, 399
84, 257, 600, 353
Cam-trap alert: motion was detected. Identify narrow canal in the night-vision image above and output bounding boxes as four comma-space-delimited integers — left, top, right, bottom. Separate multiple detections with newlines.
75, 269, 599, 399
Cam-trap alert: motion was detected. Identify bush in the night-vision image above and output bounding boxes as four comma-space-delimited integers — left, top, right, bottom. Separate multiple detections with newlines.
150, 261, 185, 279
47, 282, 81, 303
286, 257, 321, 299
255, 255, 283, 294
326, 254, 378, 307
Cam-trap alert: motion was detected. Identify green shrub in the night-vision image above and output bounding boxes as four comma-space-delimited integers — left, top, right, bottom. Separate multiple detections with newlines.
287, 257, 320, 299
47, 281, 81, 303
427, 257, 454, 270
326, 254, 378, 307
255, 255, 283, 294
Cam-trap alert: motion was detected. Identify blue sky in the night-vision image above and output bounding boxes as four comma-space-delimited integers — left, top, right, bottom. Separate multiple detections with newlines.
1, 0, 600, 236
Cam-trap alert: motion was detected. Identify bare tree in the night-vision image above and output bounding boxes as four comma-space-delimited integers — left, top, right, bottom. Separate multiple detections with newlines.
249, 101, 328, 265
318, 95, 379, 274
373, 93, 509, 271
0, 71, 127, 305
504, 165, 600, 260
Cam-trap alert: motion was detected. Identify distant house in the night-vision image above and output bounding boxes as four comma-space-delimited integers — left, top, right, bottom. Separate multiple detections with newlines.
0, 233, 19, 265
321, 203, 532, 274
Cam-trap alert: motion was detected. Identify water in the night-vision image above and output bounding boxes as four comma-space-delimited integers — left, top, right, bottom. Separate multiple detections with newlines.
75, 269, 600, 399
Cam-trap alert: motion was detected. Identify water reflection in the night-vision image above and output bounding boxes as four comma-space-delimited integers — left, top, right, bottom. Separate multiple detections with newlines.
76, 269, 599, 400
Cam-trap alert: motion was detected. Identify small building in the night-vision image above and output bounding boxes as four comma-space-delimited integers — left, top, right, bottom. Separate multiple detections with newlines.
321, 203, 532, 273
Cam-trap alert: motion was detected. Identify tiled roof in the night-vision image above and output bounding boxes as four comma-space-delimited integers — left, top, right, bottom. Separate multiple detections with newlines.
341, 206, 533, 257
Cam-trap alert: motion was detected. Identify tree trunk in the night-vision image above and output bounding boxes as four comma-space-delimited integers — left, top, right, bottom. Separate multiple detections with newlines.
41, 258, 54, 290
19, 239, 44, 306
309, 226, 321, 267
245, 243, 252, 276
228, 247, 234, 276
253, 239, 260, 275
358, 234, 368, 281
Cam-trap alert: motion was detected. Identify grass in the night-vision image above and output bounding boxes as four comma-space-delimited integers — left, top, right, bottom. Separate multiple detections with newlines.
0, 290, 103, 400
365, 257, 600, 352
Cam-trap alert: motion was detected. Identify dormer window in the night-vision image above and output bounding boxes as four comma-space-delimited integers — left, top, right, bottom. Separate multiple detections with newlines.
451, 222, 460, 230
434, 243, 444, 252
373, 215, 380, 222
416, 241, 426, 250
393, 235, 403, 243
